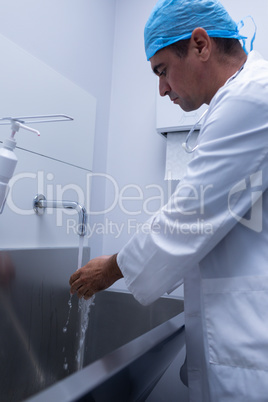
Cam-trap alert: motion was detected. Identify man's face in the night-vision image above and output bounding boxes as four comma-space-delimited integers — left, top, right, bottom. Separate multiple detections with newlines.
150, 46, 206, 112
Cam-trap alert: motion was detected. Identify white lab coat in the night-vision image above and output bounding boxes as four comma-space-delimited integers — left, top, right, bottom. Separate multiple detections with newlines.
117, 51, 268, 401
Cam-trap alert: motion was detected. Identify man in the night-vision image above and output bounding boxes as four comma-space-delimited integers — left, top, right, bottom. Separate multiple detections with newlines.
70, 0, 268, 400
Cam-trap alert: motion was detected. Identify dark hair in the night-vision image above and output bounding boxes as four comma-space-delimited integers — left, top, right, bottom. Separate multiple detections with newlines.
211, 37, 243, 54
168, 37, 242, 58
168, 39, 191, 58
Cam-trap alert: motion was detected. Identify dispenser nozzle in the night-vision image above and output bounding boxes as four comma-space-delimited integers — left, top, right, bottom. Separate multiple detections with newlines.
11, 120, 40, 139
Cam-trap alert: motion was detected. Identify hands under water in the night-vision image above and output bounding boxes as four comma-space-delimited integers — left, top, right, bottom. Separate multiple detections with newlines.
69, 254, 123, 300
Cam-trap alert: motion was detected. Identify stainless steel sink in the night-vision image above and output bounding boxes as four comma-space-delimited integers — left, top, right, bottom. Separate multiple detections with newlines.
0, 248, 184, 401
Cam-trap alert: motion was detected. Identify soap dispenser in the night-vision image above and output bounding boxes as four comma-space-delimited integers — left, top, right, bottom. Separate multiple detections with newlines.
0, 120, 40, 214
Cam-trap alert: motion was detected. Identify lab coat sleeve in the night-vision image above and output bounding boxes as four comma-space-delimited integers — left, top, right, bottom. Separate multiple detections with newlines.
117, 89, 268, 306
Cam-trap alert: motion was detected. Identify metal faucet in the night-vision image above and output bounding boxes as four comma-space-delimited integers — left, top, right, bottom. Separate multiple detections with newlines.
33, 194, 87, 236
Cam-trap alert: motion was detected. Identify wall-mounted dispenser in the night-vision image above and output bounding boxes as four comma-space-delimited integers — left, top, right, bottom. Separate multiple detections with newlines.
156, 90, 208, 180
0, 119, 40, 213
0, 115, 73, 214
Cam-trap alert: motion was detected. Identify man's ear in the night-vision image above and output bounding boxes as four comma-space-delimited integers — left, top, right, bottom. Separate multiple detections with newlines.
190, 27, 211, 61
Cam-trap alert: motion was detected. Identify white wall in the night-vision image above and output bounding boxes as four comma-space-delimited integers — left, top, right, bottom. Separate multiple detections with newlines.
0, 0, 116, 253
98, 0, 177, 293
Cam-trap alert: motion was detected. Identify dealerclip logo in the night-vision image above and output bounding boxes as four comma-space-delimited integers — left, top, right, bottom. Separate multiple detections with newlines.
228, 171, 263, 233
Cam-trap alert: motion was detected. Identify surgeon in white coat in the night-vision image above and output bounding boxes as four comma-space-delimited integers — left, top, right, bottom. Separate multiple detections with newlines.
70, 0, 268, 400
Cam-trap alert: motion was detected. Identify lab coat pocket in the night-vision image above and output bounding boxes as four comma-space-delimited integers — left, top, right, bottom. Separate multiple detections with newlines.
202, 275, 268, 371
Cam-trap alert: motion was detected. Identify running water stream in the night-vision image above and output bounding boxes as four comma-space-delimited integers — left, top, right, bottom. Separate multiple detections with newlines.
63, 235, 95, 371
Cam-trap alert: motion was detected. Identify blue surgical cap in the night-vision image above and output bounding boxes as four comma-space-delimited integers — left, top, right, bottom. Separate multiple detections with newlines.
144, 0, 247, 60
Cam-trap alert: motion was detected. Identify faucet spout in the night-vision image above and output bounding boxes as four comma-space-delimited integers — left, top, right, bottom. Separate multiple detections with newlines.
33, 194, 87, 236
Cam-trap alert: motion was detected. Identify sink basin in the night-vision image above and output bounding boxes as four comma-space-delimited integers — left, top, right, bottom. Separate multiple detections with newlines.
0, 248, 184, 401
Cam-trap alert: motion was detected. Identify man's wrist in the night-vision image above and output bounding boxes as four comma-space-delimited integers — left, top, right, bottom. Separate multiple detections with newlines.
109, 253, 123, 280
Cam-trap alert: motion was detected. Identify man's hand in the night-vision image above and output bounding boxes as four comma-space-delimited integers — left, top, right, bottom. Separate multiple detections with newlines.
69, 254, 123, 300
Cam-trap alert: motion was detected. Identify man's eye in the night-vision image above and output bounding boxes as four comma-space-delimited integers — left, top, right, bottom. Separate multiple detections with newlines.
159, 69, 166, 77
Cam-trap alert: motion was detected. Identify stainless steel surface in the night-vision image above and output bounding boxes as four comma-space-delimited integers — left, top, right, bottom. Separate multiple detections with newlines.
0, 248, 184, 402
0, 247, 90, 401
33, 194, 87, 236
28, 311, 185, 402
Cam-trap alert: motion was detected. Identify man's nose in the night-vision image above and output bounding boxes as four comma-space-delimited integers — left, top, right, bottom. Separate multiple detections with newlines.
159, 77, 171, 97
